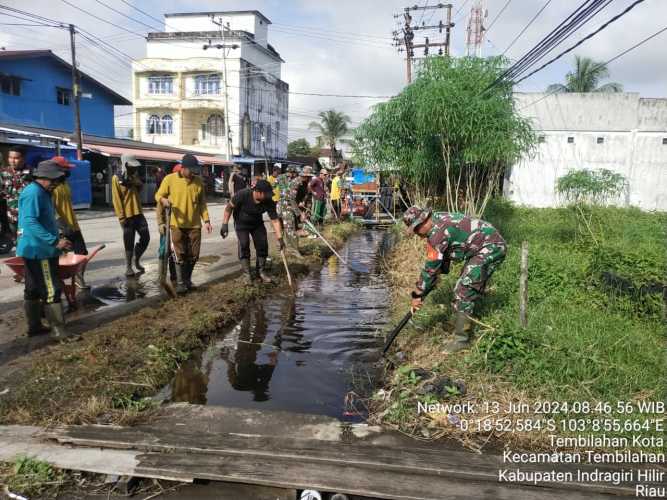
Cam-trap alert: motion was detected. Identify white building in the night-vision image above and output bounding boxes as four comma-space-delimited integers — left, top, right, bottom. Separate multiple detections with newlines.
506, 92, 667, 211
132, 10, 288, 160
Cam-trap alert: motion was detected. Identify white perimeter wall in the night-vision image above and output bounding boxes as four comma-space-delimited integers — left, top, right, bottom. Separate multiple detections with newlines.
505, 93, 667, 212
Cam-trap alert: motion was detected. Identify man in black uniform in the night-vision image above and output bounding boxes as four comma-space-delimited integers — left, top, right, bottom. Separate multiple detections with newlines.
220, 179, 285, 284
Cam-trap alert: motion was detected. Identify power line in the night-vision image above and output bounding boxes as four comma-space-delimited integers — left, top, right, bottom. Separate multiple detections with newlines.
502, 0, 554, 56
58, 0, 146, 39
520, 23, 667, 111
487, 0, 613, 90
513, 0, 648, 86
485, 0, 513, 34
89, 0, 163, 32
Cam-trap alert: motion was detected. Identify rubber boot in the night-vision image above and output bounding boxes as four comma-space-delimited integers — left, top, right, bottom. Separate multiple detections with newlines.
44, 302, 68, 339
23, 299, 50, 336
175, 263, 188, 295
134, 244, 146, 275
185, 261, 197, 290
168, 258, 177, 282
256, 257, 273, 284
240, 258, 254, 285
442, 311, 473, 354
124, 250, 135, 277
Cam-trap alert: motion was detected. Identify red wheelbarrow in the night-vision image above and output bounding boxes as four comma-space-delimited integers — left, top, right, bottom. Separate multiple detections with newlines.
3, 244, 106, 308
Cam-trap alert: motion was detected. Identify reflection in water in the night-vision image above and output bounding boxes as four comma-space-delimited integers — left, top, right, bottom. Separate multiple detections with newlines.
169, 230, 394, 420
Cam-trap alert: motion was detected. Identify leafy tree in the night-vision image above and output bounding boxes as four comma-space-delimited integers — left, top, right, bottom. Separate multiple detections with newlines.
547, 55, 623, 93
355, 56, 535, 216
309, 110, 352, 168
287, 138, 312, 156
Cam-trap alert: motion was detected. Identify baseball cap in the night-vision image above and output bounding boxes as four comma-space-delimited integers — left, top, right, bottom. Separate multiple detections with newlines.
403, 206, 432, 234
253, 179, 274, 194
34, 160, 66, 180
121, 154, 140, 167
51, 156, 74, 169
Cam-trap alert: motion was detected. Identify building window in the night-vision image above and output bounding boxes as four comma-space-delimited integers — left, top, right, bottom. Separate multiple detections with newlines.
146, 114, 173, 135
161, 115, 173, 135
663, 138, 667, 145
194, 74, 221, 95
567, 137, 575, 144
596, 137, 604, 144
0, 76, 21, 96
56, 87, 71, 106
206, 114, 224, 144
148, 75, 173, 95
538, 135, 545, 143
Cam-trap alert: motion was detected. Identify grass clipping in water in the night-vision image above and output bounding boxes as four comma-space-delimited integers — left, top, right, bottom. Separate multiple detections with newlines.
371, 202, 666, 452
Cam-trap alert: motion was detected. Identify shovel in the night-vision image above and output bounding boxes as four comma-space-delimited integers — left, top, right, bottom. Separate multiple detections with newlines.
382, 287, 434, 356
303, 220, 369, 274
159, 207, 177, 299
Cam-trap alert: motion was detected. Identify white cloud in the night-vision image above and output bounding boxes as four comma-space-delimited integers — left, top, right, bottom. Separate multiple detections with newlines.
1, 0, 665, 142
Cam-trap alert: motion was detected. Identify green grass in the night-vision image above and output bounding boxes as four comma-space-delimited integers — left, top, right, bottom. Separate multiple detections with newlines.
377, 200, 666, 449
468, 200, 665, 400
2, 456, 66, 498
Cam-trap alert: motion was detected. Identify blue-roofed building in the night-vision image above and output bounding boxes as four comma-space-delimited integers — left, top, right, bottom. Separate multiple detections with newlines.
0, 50, 130, 137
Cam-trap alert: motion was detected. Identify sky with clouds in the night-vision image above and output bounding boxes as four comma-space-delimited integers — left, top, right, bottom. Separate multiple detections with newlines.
1, 0, 666, 144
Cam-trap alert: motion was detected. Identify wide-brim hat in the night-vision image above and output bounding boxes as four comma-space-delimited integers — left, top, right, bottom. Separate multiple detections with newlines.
34, 160, 66, 180
403, 206, 432, 234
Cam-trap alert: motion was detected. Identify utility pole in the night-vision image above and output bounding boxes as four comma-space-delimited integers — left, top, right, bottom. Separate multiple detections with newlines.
393, 4, 455, 83
69, 24, 83, 160
466, 0, 487, 57
205, 17, 239, 161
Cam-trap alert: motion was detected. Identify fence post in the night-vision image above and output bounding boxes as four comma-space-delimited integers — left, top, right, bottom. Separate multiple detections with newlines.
519, 241, 529, 329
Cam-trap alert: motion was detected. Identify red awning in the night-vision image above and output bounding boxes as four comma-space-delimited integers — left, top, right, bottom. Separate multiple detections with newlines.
83, 142, 231, 166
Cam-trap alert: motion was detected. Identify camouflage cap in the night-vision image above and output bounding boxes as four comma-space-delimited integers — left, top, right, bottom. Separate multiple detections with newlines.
402, 206, 432, 234
301, 166, 314, 177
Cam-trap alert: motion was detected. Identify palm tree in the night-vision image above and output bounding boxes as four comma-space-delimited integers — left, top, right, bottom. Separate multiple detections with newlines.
309, 110, 352, 168
546, 55, 623, 94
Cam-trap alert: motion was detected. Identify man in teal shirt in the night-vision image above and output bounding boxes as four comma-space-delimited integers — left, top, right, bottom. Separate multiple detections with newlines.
17, 160, 71, 337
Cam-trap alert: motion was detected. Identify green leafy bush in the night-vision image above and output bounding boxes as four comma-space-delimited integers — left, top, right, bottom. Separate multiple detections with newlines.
556, 169, 626, 205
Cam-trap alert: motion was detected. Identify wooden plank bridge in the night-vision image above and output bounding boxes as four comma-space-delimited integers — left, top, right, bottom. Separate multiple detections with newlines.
0, 404, 658, 499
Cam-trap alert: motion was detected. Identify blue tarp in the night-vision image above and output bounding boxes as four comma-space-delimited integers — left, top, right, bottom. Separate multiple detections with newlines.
68, 160, 92, 208
351, 167, 375, 185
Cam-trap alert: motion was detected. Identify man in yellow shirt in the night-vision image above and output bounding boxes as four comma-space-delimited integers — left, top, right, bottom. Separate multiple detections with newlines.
51, 156, 89, 289
112, 154, 150, 278
267, 165, 281, 203
330, 165, 343, 219
156, 154, 212, 294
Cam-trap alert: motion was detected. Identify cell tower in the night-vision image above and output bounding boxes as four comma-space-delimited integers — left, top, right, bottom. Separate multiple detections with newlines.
466, 0, 487, 57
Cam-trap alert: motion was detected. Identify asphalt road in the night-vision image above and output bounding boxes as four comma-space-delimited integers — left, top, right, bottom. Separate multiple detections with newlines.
0, 203, 248, 308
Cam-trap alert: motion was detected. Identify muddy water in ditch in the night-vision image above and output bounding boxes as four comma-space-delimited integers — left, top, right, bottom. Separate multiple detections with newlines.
166, 229, 394, 420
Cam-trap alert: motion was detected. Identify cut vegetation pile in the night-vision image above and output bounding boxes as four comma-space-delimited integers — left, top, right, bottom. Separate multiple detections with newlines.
372, 201, 666, 452
0, 222, 359, 427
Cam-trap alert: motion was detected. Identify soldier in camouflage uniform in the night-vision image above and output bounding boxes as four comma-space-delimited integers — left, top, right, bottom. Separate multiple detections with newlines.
403, 206, 507, 353
285, 166, 314, 236
276, 166, 298, 241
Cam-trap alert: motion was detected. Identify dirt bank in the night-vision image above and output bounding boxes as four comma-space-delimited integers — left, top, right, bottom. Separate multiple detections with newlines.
0, 222, 359, 427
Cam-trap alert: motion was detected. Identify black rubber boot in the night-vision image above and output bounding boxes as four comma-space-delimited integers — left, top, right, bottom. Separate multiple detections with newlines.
442, 311, 473, 354
44, 302, 68, 339
240, 258, 254, 285
124, 250, 135, 277
175, 263, 188, 295
134, 243, 145, 275
185, 261, 197, 290
23, 299, 50, 336
256, 257, 273, 284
